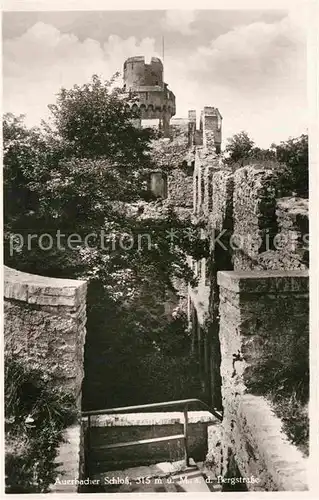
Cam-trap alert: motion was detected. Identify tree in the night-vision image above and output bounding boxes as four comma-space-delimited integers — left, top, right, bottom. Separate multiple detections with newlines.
224, 130, 308, 198
272, 134, 308, 197
4, 76, 204, 409
5, 356, 77, 493
4, 75, 206, 289
249, 146, 276, 162
3, 114, 51, 230
224, 130, 255, 166
47, 74, 153, 164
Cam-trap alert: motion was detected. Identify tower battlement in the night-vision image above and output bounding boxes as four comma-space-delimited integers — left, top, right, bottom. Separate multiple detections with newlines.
124, 56, 164, 89
123, 56, 176, 136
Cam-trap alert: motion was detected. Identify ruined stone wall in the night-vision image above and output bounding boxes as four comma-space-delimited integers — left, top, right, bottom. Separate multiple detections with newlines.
4, 266, 87, 407
216, 270, 308, 491
200, 162, 309, 274
199, 107, 222, 153
257, 197, 309, 270
232, 165, 277, 270
231, 165, 309, 272
187, 108, 225, 407
189, 159, 309, 483
193, 152, 221, 215
190, 112, 224, 296
184, 107, 309, 489
168, 168, 194, 208
209, 170, 234, 233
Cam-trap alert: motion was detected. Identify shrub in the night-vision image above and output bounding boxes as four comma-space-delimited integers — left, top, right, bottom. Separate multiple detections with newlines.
5, 356, 78, 493
272, 134, 308, 198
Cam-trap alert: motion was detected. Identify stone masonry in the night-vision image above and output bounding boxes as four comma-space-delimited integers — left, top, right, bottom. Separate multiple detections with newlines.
217, 270, 308, 491
184, 103, 309, 490
4, 266, 88, 492
4, 266, 87, 407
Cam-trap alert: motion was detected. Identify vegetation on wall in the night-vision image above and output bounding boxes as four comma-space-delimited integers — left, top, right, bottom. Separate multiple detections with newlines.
5, 356, 77, 493
224, 130, 308, 198
223, 130, 309, 453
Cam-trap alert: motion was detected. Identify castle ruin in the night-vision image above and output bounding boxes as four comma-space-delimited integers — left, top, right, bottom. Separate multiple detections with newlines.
4, 56, 309, 493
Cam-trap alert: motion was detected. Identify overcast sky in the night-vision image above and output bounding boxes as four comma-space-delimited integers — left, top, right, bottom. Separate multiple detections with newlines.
3, 8, 307, 148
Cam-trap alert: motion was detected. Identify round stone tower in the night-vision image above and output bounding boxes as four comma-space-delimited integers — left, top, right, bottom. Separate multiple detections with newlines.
123, 56, 176, 136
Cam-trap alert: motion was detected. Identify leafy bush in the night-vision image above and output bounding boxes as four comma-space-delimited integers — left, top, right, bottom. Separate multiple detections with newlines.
139, 352, 202, 404
5, 356, 78, 493
272, 134, 308, 198
224, 131, 308, 198
224, 131, 255, 166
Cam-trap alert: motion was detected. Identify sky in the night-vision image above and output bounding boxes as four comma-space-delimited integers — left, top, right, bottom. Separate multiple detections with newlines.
2, 8, 307, 148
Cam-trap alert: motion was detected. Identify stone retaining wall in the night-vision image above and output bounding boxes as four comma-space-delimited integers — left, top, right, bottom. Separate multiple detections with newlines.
216, 270, 308, 491
4, 266, 87, 406
4, 266, 88, 493
232, 394, 308, 491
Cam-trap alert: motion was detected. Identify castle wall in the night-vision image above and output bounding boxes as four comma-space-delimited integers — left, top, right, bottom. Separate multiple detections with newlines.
232, 165, 278, 270
217, 270, 308, 491
231, 166, 309, 271
209, 170, 234, 233
4, 266, 88, 492
200, 107, 222, 153
187, 121, 309, 479
4, 266, 87, 408
193, 163, 309, 294
257, 197, 309, 270
168, 168, 194, 208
